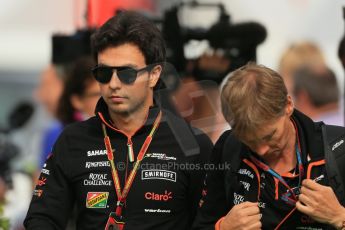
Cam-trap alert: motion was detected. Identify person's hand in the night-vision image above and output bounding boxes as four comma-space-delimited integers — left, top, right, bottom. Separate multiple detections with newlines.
296, 179, 345, 229
220, 201, 261, 230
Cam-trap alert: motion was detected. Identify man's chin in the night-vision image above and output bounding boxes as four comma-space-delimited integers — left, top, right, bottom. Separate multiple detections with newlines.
108, 105, 130, 115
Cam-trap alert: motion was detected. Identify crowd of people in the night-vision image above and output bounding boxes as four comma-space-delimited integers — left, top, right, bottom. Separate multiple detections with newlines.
0, 7, 344, 230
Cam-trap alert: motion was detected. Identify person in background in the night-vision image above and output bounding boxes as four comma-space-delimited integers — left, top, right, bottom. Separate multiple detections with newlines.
46, 55, 100, 230
35, 65, 66, 119
34, 64, 68, 167
278, 41, 326, 94
292, 66, 344, 126
56, 56, 100, 126
24, 10, 212, 230
35, 29, 94, 169
38, 56, 100, 166
193, 63, 345, 229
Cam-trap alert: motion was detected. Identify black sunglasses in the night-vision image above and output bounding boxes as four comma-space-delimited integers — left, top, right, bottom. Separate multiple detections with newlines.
92, 65, 153, 85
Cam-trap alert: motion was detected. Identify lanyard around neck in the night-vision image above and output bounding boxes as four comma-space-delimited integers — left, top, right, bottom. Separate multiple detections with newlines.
101, 110, 162, 216
250, 141, 304, 205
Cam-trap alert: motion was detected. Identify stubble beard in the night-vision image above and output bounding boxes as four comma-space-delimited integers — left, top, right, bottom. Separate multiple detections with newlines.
109, 97, 148, 120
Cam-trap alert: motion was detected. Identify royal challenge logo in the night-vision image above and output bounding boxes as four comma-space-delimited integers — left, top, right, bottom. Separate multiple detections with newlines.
84, 173, 112, 186
86, 192, 109, 208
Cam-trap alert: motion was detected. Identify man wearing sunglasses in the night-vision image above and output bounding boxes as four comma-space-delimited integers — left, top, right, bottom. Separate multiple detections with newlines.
193, 63, 345, 230
24, 10, 213, 230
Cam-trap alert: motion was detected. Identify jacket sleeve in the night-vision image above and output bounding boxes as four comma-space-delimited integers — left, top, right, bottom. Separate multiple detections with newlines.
24, 132, 74, 230
192, 130, 232, 230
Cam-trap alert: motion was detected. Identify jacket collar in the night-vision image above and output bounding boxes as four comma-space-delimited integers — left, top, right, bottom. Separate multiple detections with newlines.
290, 109, 324, 161
95, 97, 161, 136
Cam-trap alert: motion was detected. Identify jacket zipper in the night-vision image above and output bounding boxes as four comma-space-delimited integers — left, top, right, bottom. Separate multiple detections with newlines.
127, 138, 134, 162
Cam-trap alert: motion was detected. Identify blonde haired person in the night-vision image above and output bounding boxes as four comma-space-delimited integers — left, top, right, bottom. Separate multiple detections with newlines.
279, 41, 326, 94
193, 63, 345, 230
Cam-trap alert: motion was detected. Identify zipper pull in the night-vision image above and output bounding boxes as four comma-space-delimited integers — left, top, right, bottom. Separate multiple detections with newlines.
127, 139, 134, 162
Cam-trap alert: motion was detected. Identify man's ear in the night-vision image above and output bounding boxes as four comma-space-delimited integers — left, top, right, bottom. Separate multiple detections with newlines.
149, 64, 162, 88
286, 95, 294, 116
70, 94, 83, 111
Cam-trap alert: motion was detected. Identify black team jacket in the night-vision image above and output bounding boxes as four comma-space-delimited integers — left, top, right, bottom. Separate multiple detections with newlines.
24, 98, 213, 230
193, 109, 345, 230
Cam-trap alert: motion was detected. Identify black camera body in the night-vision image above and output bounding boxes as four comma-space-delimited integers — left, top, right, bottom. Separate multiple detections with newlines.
161, 1, 266, 83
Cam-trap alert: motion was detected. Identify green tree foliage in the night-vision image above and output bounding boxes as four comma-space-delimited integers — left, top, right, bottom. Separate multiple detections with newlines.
0, 204, 9, 230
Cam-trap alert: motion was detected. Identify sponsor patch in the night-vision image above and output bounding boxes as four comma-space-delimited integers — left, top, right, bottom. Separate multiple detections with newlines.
37, 177, 47, 187
238, 168, 254, 179
85, 161, 110, 168
258, 202, 266, 208
84, 173, 112, 186
145, 153, 177, 161
141, 170, 176, 182
87, 149, 107, 157
33, 189, 43, 197
41, 168, 50, 175
41, 162, 50, 175
144, 209, 171, 213
145, 190, 173, 201
233, 192, 244, 205
239, 180, 250, 191
314, 174, 324, 182
86, 192, 109, 208
332, 139, 344, 151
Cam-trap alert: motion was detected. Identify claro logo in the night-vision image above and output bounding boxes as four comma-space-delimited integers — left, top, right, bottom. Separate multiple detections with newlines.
145, 190, 173, 201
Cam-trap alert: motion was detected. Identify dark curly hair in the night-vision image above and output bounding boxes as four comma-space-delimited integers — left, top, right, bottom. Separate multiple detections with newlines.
91, 10, 166, 65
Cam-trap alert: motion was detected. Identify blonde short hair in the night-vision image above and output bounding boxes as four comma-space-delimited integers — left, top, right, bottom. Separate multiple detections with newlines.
221, 63, 288, 138
279, 41, 325, 77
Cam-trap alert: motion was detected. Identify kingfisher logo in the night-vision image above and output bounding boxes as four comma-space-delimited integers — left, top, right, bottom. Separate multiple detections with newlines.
145, 190, 173, 201
86, 192, 109, 208
85, 161, 110, 168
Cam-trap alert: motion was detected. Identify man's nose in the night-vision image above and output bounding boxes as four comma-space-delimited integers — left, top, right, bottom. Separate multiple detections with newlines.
254, 143, 270, 155
109, 71, 122, 88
